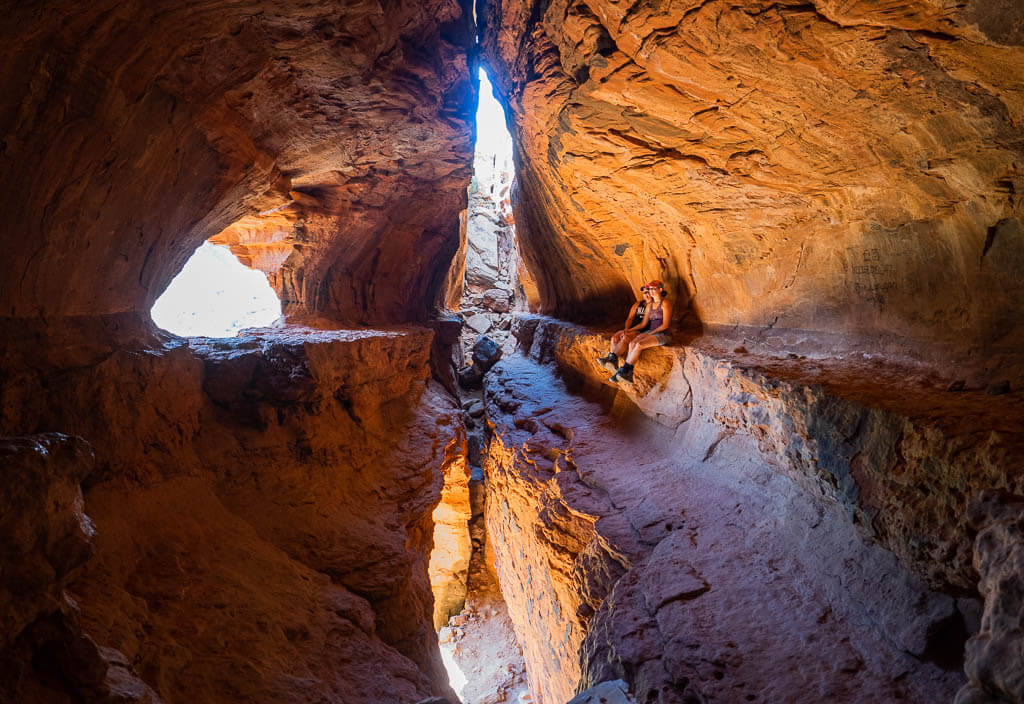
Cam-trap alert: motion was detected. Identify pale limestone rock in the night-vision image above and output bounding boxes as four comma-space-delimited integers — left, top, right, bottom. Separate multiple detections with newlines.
567, 680, 636, 704
467, 313, 493, 335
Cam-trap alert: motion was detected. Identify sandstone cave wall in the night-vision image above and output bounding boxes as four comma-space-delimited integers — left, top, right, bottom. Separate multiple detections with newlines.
0, 0, 476, 324
479, 0, 1024, 367
0, 318, 466, 703
482, 316, 1024, 703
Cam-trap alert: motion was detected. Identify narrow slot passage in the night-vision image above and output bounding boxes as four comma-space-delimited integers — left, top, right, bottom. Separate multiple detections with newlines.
435, 64, 533, 704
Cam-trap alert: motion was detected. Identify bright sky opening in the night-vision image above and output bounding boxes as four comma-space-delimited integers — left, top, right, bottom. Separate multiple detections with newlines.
150, 242, 281, 337
475, 67, 513, 177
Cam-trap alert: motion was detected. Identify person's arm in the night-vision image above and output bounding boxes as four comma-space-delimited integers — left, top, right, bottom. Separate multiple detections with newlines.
650, 299, 672, 334
628, 306, 650, 332
622, 301, 640, 332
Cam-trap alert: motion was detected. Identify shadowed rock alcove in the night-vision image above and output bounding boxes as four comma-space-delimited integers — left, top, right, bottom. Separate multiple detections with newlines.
2, 1, 1023, 704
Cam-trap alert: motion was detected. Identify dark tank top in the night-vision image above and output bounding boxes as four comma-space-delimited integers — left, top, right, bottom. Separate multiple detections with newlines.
631, 301, 647, 329
648, 301, 665, 331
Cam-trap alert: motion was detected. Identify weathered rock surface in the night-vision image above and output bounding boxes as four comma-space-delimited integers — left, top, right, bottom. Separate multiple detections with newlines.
0, 433, 163, 704
430, 424, 473, 630
466, 313, 494, 335
472, 335, 504, 373
479, 316, 1020, 703
514, 315, 1024, 593
0, 317, 466, 703
482, 288, 512, 313
1, 0, 475, 324
568, 680, 636, 704
480, 0, 1024, 374
0, 434, 95, 651
957, 491, 1024, 704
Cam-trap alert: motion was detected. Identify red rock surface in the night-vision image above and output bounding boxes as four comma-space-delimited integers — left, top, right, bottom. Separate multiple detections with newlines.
480, 0, 1024, 372
0, 0, 475, 324
4, 2, 1024, 703
514, 315, 1024, 593
430, 423, 473, 630
0, 317, 466, 703
478, 317, 1024, 703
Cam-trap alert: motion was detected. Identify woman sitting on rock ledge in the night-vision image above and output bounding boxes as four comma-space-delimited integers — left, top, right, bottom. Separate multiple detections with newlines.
609, 280, 672, 384
597, 286, 652, 373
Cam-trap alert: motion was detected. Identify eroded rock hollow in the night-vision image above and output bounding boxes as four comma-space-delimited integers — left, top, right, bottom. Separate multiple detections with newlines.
479, 0, 1024, 378
2, 0, 1024, 703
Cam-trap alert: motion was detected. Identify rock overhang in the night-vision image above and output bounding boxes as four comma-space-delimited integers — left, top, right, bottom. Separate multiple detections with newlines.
478, 0, 1024, 371
0, 0, 478, 325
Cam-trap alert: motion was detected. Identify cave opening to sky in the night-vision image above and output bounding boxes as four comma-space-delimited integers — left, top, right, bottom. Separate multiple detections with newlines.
150, 241, 281, 337
434, 65, 532, 704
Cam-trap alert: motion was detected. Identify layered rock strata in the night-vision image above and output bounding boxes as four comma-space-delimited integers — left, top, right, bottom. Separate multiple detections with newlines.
480, 0, 1024, 373
480, 315, 1024, 703
958, 491, 1024, 704
430, 431, 473, 630
0, 317, 466, 703
514, 315, 1024, 593
1, 0, 475, 324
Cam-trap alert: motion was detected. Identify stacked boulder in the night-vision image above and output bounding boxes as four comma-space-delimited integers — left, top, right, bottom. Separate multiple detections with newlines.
458, 336, 503, 390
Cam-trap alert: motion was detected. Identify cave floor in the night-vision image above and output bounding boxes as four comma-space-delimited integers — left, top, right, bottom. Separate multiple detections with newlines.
484, 350, 967, 703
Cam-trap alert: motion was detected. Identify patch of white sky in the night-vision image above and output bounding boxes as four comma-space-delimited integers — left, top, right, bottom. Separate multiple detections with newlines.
150, 242, 281, 337
474, 66, 513, 178
151, 66, 511, 339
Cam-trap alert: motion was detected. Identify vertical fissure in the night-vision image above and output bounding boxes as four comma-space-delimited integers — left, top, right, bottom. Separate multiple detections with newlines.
432, 64, 535, 704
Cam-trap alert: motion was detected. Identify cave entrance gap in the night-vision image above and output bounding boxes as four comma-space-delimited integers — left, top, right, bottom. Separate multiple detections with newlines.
433, 65, 533, 704
458, 65, 522, 354
150, 241, 282, 337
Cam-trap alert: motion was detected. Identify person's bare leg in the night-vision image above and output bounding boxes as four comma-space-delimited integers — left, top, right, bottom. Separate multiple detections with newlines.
610, 331, 625, 355
600, 332, 629, 370
612, 331, 636, 356
626, 335, 660, 365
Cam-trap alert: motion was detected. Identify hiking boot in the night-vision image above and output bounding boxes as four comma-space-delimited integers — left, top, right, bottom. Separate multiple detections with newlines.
597, 352, 618, 372
609, 363, 634, 384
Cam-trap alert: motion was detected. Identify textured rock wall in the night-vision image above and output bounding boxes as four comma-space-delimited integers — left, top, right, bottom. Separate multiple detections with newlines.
0, 318, 466, 703
958, 491, 1024, 704
0, 0, 475, 324
429, 426, 473, 630
477, 316, 1024, 702
482, 321, 976, 702
514, 315, 1024, 593
480, 0, 1024, 369
483, 386, 631, 703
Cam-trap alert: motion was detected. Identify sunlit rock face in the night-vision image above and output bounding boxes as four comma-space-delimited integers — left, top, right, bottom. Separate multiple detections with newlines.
429, 425, 473, 630
0, 318, 465, 703
0, 4, 478, 698
0, 0, 475, 324
479, 0, 1024, 372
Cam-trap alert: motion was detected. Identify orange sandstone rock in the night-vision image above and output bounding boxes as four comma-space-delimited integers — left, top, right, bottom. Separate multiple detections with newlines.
480, 0, 1024, 371
0, 0, 475, 324
0, 318, 467, 703
483, 323, 983, 703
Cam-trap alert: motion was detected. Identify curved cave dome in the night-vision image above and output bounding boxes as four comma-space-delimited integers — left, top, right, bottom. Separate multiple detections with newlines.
150, 241, 282, 337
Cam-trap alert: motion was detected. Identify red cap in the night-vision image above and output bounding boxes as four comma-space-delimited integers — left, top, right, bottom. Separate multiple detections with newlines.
645, 280, 664, 290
